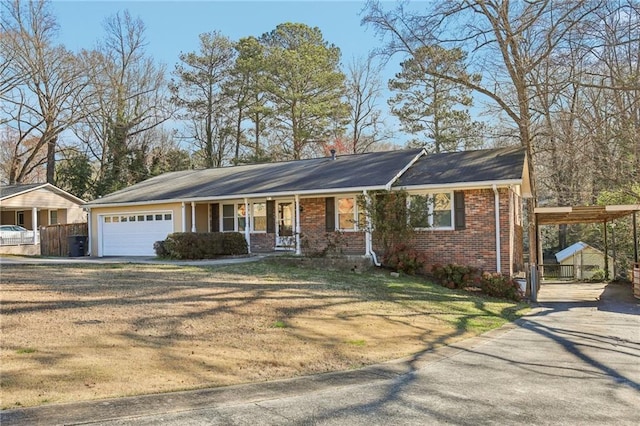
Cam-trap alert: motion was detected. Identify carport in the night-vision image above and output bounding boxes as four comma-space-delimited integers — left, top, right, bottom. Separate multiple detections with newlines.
532, 204, 640, 301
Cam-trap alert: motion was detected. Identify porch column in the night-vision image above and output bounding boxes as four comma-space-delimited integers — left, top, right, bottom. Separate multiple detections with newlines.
191, 202, 196, 232
32, 207, 39, 243
295, 194, 301, 255
181, 202, 186, 232
244, 198, 251, 254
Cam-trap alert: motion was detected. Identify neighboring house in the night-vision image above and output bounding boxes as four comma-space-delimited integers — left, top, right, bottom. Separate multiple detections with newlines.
555, 242, 612, 280
86, 146, 532, 275
0, 183, 86, 254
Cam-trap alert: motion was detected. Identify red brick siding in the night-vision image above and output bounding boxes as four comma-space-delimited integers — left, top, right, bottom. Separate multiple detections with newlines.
245, 190, 520, 274
298, 198, 366, 255
371, 189, 512, 273
250, 232, 275, 252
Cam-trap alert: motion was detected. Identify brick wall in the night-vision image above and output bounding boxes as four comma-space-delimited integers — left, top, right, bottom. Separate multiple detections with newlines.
372, 188, 516, 273
246, 190, 522, 274
299, 198, 366, 255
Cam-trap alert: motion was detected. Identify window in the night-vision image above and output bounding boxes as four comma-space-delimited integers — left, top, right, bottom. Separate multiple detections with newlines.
155, 214, 163, 221
409, 192, 453, 229
237, 204, 247, 232
146, 215, 153, 221
50, 210, 58, 225
164, 213, 172, 221
253, 202, 266, 232
222, 204, 235, 232
335, 197, 363, 231
104, 216, 111, 223
433, 193, 452, 227
137, 215, 145, 222
337, 198, 354, 230
16, 211, 25, 227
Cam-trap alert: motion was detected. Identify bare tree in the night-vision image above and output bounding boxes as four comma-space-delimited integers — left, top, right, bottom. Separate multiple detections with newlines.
1, 0, 89, 184
343, 55, 391, 153
73, 10, 173, 196
364, 0, 606, 263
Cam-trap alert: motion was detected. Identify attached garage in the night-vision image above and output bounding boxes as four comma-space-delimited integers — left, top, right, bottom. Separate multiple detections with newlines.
99, 212, 174, 256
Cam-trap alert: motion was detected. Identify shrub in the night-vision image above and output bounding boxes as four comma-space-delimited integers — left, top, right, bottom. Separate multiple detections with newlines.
430, 263, 481, 289
589, 269, 606, 282
156, 232, 248, 259
479, 272, 523, 301
153, 240, 170, 258
383, 244, 427, 275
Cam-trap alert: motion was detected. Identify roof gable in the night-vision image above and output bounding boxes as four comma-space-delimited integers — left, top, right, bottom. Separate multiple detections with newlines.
555, 242, 589, 262
0, 183, 85, 204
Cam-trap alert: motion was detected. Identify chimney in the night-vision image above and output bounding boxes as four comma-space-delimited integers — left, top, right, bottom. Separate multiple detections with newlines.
330, 149, 336, 160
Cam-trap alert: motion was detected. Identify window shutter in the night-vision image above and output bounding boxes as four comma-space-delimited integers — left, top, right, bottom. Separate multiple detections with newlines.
266, 200, 275, 234
325, 197, 335, 231
211, 203, 220, 232
454, 191, 466, 230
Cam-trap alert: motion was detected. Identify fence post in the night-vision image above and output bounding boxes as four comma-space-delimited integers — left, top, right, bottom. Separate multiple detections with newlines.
529, 264, 538, 302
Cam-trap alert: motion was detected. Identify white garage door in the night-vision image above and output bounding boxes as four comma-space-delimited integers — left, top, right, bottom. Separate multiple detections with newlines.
101, 212, 174, 256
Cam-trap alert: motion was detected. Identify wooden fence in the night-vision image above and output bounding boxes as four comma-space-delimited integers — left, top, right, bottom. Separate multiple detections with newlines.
40, 223, 88, 257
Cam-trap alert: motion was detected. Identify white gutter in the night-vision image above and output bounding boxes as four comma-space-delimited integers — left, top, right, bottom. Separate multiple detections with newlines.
493, 184, 501, 273
84, 185, 394, 209
397, 179, 522, 192
384, 149, 426, 190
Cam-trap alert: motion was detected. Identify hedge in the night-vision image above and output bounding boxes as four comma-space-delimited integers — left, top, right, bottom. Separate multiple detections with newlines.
154, 232, 248, 259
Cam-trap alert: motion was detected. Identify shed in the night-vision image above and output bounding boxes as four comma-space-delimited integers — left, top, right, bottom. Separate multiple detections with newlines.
555, 242, 612, 280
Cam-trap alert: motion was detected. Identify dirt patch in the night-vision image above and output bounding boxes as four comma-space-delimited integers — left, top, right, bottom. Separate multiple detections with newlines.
0, 262, 524, 408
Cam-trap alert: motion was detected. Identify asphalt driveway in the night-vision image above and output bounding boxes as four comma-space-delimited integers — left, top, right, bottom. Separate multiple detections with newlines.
2, 281, 639, 425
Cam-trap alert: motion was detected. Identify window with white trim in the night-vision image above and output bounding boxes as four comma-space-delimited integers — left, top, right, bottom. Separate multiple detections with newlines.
219, 203, 254, 232
49, 210, 58, 225
237, 203, 247, 232
335, 196, 364, 231
252, 202, 267, 232
409, 192, 454, 229
222, 204, 235, 232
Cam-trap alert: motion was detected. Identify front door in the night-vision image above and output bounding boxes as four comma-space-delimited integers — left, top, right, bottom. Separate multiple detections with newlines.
276, 201, 295, 249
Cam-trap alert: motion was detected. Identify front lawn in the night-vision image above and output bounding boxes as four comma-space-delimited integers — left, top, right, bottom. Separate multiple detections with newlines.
0, 260, 528, 408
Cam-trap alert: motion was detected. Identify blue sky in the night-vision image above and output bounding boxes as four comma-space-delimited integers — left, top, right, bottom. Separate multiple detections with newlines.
52, 1, 394, 71
50, 0, 416, 143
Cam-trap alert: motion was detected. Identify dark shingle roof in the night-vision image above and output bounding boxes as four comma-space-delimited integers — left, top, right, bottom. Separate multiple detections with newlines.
87, 149, 424, 205
395, 146, 525, 187
0, 183, 47, 200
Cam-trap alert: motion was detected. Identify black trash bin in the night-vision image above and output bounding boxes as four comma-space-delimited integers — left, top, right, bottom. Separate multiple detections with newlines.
68, 235, 87, 257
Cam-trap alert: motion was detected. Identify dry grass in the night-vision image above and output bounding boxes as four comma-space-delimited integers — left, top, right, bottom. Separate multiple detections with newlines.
0, 261, 527, 409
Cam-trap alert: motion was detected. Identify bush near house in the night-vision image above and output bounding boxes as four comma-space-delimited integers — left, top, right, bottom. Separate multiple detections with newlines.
382, 243, 427, 275
430, 263, 523, 301
154, 232, 248, 259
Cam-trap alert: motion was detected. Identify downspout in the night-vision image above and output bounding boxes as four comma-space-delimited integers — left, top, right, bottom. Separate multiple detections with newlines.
294, 194, 301, 255
363, 190, 381, 266
244, 198, 251, 254
508, 187, 514, 276
181, 202, 186, 232
493, 185, 501, 274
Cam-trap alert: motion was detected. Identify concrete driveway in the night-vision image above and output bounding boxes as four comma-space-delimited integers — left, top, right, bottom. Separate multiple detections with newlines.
2, 281, 639, 425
